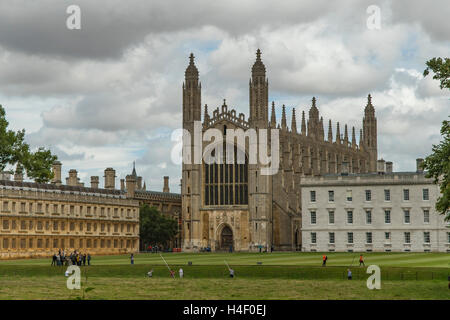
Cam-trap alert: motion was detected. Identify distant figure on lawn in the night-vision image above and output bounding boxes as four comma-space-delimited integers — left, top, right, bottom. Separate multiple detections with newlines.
51, 254, 57, 266
359, 255, 365, 267
87, 254, 91, 266
347, 269, 352, 280
229, 268, 235, 278
170, 270, 175, 278
130, 253, 134, 265
147, 269, 153, 278
179, 268, 184, 279
322, 255, 327, 267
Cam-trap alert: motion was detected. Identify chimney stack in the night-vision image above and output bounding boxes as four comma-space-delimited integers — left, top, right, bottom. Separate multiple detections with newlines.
377, 159, 386, 175
385, 161, 393, 174
90, 176, 99, 189
67, 169, 78, 186
104, 168, 116, 189
137, 176, 142, 190
416, 158, 424, 173
52, 161, 62, 185
120, 179, 125, 191
126, 174, 136, 198
163, 176, 170, 193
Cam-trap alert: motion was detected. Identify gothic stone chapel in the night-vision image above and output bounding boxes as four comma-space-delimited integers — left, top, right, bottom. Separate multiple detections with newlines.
181, 50, 378, 252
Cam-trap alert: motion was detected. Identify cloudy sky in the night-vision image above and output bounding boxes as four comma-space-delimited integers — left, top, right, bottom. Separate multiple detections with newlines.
1, 0, 448, 192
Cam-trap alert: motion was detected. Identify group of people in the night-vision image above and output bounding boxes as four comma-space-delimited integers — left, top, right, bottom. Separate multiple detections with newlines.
51, 249, 91, 266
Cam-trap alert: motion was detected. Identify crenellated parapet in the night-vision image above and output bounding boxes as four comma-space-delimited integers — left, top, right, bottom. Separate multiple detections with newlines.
203, 99, 250, 130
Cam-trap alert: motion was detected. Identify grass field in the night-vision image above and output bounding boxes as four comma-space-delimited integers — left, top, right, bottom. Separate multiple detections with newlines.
0, 252, 449, 300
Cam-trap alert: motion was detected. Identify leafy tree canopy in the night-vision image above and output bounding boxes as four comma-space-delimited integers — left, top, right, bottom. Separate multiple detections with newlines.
423, 57, 450, 90
422, 57, 450, 221
139, 204, 178, 248
0, 105, 57, 183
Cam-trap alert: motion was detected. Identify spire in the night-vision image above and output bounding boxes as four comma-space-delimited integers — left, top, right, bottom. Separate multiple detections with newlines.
301, 110, 306, 135
336, 122, 341, 143
251, 48, 266, 77
143, 181, 146, 191
352, 126, 356, 148
344, 124, 349, 144
328, 119, 333, 142
319, 116, 324, 140
359, 129, 364, 150
281, 104, 287, 130
270, 101, 276, 128
291, 108, 297, 133
132, 161, 137, 177
185, 53, 199, 81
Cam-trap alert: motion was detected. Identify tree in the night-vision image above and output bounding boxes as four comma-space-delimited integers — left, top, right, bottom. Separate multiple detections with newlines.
423, 57, 450, 90
0, 105, 57, 183
422, 57, 450, 221
139, 204, 178, 250
421, 119, 450, 221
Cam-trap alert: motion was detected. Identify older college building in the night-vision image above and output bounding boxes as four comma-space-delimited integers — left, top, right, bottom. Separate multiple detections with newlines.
0, 161, 181, 259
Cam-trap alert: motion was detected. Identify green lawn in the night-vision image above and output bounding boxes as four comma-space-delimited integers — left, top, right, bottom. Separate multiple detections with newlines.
2, 251, 449, 268
0, 252, 448, 300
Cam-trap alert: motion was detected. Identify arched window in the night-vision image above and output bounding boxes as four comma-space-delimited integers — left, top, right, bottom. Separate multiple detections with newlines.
204, 144, 248, 206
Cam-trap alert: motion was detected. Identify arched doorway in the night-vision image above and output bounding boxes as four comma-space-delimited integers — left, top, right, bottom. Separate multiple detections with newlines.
220, 226, 233, 251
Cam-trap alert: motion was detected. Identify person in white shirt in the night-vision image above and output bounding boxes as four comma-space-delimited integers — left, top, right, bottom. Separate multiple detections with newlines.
179, 268, 184, 279
147, 269, 153, 277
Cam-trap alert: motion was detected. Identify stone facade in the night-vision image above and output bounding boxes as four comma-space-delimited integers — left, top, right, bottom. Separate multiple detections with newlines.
0, 179, 139, 259
301, 162, 450, 252
0, 162, 182, 258
182, 50, 378, 252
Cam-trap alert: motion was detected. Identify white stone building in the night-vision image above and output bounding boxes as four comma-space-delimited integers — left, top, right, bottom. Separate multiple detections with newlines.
301, 160, 450, 253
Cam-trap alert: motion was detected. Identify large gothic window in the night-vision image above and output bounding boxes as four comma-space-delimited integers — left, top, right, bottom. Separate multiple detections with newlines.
204, 145, 248, 206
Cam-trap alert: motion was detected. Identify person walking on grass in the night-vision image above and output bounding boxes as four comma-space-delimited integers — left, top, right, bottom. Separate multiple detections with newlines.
359, 254, 365, 267
130, 253, 134, 265
87, 253, 91, 266
322, 255, 327, 267
347, 269, 352, 280
229, 268, 235, 278
51, 254, 57, 266
179, 268, 184, 279
147, 269, 153, 278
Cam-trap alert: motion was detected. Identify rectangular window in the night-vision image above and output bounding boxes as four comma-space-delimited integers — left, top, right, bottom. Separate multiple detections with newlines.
385, 232, 390, 240
329, 232, 335, 244
366, 232, 373, 244
310, 211, 316, 224
403, 189, 409, 201
346, 190, 352, 201
384, 189, 390, 201
310, 191, 316, 202
365, 190, 371, 201
404, 210, 411, 224
2, 220, 9, 230
328, 191, 334, 202
385, 210, 391, 224
347, 232, 353, 244
311, 232, 316, 244
447, 232, 450, 244
366, 210, 372, 224
404, 232, 411, 244
423, 189, 429, 200
328, 211, 335, 224
2, 201, 9, 212
423, 232, 430, 243
423, 209, 430, 223
347, 211, 353, 224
